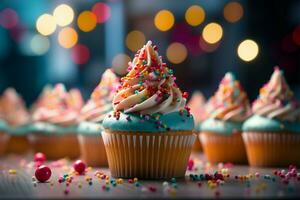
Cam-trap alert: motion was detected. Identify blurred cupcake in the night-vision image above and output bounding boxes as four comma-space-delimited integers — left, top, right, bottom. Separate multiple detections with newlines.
0, 102, 9, 156
78, 69, 120, 167
187, 91, 206, 151
243, 67, 300, 167
200, 72, 251, 164
29, 85, 52, 114
30, 84, 83, 159
102, 41, 195, 179
1, 88, 31, 154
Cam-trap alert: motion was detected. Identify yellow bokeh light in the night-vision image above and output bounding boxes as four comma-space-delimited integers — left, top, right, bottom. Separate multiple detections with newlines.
185, 5, 205, 26
202, 22, 223, 44
53, 4, 74, 27
112, 54, 131, 75
77, 11, 97, 32
223, 2, 244, 23
126, 30, 146, 52
237, 39, 259, 62
166, 42, 188, 64
58, 27, 78, 48
154, 10, 174, 31
36, 14, 56, 36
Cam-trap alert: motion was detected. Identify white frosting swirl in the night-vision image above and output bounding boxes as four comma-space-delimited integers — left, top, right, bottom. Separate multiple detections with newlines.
113, 41, 186, 115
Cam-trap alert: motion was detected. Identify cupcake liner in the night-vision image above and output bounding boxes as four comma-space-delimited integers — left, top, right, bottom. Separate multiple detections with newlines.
200, 132, 247, 164
242, 132, 300, 167
78, 135, 108, 167
192, 132, 202, 152
29, 133, 79, 160
0, 132, 9, 156
6, 135, 30, 154
102, 130, 196, 179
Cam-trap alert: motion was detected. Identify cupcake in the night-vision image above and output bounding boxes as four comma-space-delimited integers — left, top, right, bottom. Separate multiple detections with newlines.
200, 72, 251, 164
187, 91, 206, 151
78, 69, 120, 167
0, 103, 9, 156
30, 84, 83, 159
1, 88, 31, 154
102, 41, 195, 179
243, 67, 300, 167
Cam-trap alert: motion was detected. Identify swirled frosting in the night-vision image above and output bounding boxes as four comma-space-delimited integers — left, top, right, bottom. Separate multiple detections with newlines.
0, 88, 30, 126
30, 85, 52, 114
113, 41, 186, 115
252, 67, 300, 122
187, 91, 207, 124
80, 69, 120, 122
205, 72, 251, 122
33, 84, 84, 126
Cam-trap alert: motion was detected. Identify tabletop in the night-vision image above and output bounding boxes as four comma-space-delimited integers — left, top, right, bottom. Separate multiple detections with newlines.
0, 152, 300, 199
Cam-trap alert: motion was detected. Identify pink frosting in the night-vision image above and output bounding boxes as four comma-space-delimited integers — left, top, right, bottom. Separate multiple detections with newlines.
187, 91, 207, 124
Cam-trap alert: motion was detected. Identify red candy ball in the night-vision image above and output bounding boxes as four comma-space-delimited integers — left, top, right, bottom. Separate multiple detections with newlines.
73, 160, 86, 174
34, 152, 46, 163
35, 165, 51, 183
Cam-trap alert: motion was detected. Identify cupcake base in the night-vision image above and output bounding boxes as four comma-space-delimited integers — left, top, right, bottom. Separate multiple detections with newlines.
6, 135, 30, 154
0, 132, 9, 156
29, 133, 79, 160
200, 132, 247, 164
192, 132, 202, 152
242, 132, 300, 167
78, 135, 108, 167
102, 130, 196, 179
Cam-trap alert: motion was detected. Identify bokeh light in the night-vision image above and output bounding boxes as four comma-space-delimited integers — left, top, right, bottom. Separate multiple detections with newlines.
223, 2, 244, 23
36, 14, 56, 36
154, 10, 175, 31
0, 8, 18, 29
292, 26, 300, 45
112, 54, 131, 75
92, 2, 111, 23
199, 36, 220, 53
58, 27, 78, 49
126, 30, 146, 52
77, 11, 97, 32
202, 22, 223, 44
185, 5, 205, 26
71, 44, 90, 65
237, 39, 259, 62
53, 4, 74, 27
30, 34, 50, 55
166, 42, 188, 64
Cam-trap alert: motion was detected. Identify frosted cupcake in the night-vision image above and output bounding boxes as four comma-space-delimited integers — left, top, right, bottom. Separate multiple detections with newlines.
30, 85, 52, 114
102, 41, 195, 179
1, 88, 31, 154
243, 67, 300, 167
30, 84, 83, 159
200, 72, 251, 164
187, 91, 206, 151
78, 69, 120, 167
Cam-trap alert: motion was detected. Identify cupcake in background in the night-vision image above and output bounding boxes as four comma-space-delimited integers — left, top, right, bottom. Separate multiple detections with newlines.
187, 91, 207, 151
1, 88, 31, 154
200, 72, 251, 164
243, 67, 300, 167
102, 41, 195, 179
78, 69, 119, 167
29, 85, 52, 114
0, 102, 9, 156
30, 84, 83, 159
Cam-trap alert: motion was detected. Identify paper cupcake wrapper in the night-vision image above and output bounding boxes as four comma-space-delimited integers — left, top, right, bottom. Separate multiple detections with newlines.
242, 132, 300, 167
102, 130, 196, 179
6, 135, 30, 154
0, 132, 9, 156
29, 133, 79, 160
192, 131, 202, 152
78, 135, 108, 167
200, 132, 247, 164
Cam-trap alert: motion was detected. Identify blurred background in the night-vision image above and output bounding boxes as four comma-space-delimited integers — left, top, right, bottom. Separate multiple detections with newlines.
0, 0, 299, 105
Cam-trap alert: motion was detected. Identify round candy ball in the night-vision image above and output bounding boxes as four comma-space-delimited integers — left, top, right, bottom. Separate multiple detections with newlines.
34, 152, 46, 163
35, 165, 52, 183
73, 160, 86, 174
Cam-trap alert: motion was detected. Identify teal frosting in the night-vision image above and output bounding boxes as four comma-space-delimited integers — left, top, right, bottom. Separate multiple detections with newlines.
243, 115, 300, 133
0, 119, 7, 132
6, 124, 33, 135
31, 122, 78, 135
77, 121, 102, 135
200, 118, 243, 134
103, 110, 194, 132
